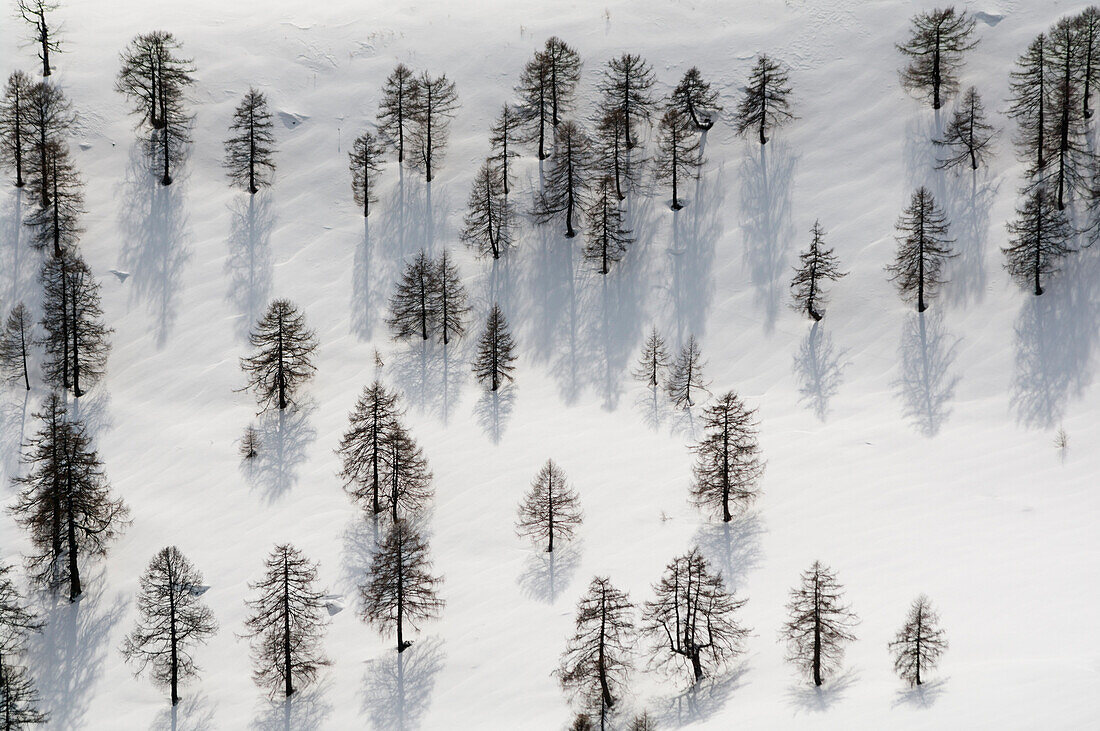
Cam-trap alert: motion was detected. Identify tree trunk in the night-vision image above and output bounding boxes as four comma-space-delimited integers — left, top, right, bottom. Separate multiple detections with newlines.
283, 552, 293, 696
396, 531, 407, 652
932, 28, 942, 110
65, 478, 81, 602
70, 270, 82, 397
248, 105, 257, 194
168, 560, 180, 705
276, 310, 286, 409
425, 87, 433, 184
812, 579, 822, 686
40, 20, 51, 77
690, 651, 704, 681
546, 469, 554, 552
19, 316, 30, 390
13, 97, 24, 187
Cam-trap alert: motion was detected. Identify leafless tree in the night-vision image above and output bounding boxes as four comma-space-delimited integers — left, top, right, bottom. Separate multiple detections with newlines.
410, 72, 458, 183
654, 106, 702, 210
782, 561, 859, 686
583, 177, 633, 274
0, 303, 33, 390
337, 380, 401, 517
377, 64, 420, 164
0, 70, 34, 187
473, 303, 516, 391
224, 87, 276, 194
349, 131, 385, 217
735, 54, 794, 145
934, 87, 995, 170
239, 299, 318, 411
461, 160, 514, 259
17, 1, 61, 77
516, 459, 582, 553
433, 249, 469, 346
1003, 184, 1074, 296
533, 120, 592, 238
898, 7, 978, 109
667, 335, 708, 408
889, 594, 947, 687
360, 519, 443, 652
672, 67, 721, 130
597, 54, 656, 149
39, 254, 111, 397
632, 327, 670, 388
887, 187, 954, 312
690, 391, 764, 523
790, 220, 846, 321
387, 250, 437, 342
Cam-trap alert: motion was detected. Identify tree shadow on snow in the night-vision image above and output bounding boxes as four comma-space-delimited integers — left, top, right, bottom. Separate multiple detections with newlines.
340, 513, 383, 612
351, 216, 390, 341
893, 311, 960, 437
667, 164, 723, 345
792, 321, 849, 421
654, 663, 747, 728
224, 192, 275, 343
785, 667, 858, 714
151, 691, 218, 731
117, 141, 192, 349
1, 188, 39, 308
375, 169, 449, 261
892, 677, 947, 710
391, 339, 467, 425
1010, 243, 1100, 429
524, 223, 581, 405
26, 574, 127, 729
0, 389, 29, 481
360, 636, 446, 731
516, 541, 581, 604
634, 384, 673, 432
243, 400, 318, 500
692, 511, 765, 594
69, 388, 114, 439
250, 681, 333, 731
739, 141, 795, 335
474, 385, 516, 445
942, 168, 997, 308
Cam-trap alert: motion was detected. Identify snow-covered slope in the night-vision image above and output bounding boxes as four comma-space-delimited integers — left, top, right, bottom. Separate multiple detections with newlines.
2, 0, 1099, 728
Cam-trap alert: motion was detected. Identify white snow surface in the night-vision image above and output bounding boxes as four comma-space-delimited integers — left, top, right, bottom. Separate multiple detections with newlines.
2, 0, 1099, 728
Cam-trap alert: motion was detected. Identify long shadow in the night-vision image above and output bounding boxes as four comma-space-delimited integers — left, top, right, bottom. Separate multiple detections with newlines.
376, 170, 448, 261
893, 311, 961, 437
692, 511, 765, 594
634, 383, 672, 431
0, 389, 29, 481
590, 256, 646, 411
352, 216, 388, 341
892, 678, 947, 710
117, 142, 192, 349
69, 387, 114, 440
943, 169, 997, 308
26, 576, 127, 730
1011, 243, 1100, 428
903, 110, 944, 194
391, 340, 468, 425
340, 513, 382, 615
360, 636, 446, 731
243, 400, 318, 501
524, 224, 580, 404
225, 193, 275, 342
1, 188, 39, 309
655, 663, 747, 728
668, 165, 723, 345
516, 541, 581, 604
739, 141, 795, 334
786, 668, 857, 714
250, 683, 333, 731
151, 692, 218, 731
792, 322, 849, 421
474, 385, 516, 445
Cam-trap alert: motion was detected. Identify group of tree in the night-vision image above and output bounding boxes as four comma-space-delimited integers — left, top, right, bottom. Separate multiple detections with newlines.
376, 63, 459, 182
387, 250, 469, 345
337, 378, 445, 653
0, 562, 48, 727
632, 329, 709, 408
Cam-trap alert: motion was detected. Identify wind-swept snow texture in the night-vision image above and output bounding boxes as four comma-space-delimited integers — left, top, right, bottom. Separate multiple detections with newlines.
2, 0, 1099, 728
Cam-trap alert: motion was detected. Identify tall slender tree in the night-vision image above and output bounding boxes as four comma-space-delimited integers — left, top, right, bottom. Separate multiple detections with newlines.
473, 303, 516, 392
934, 87, 995, 170
0, 71, 34, 188
377, 64, 420, 164
672, 67, 722, 131
433, 249, 469, 346
0, 304, 33, 390
790, 220, 846, 321
782, 561, 859, 686
381, 419, 433, 524
39, 254, 111, 397
489, 104, 520, 196
224, 87, 276, 194
516, 50, 552, 160
1003, 185, 1074, 296
654, 106, 702, 210
1007, 35, 1047, 181
461, 160, 514, 259
17, 1, 60, 77
533, 120, 591, 238
735, 54, 794, 145
897, 7, 978, 110
558, 577, 635, 730
690, 391, 764, 523
120, 547, 218, 706
387, 250, 437, 342
889, 594, 947, 687
593, 108, 640, 202
337, 380, 402, 517
348, 131, 385, 218
516, 459, 583, 553
25, 137, 82, 257
597, 54, 656, 150
0, 562, 47, 729
243, 544, 330, 697
410, 72, 458, 183
641, 549, 749, 682
239, 299, 318, 411
583, 177, 633, 275
23, 80, 73, 207
632, 327, 670, 388
543, 37, 583, 128
1077, 7, 1100, 119
360, 519, 444, 653
667, 335, 708, 408
1047, 18, 1094, 210
887, 187, 955, 312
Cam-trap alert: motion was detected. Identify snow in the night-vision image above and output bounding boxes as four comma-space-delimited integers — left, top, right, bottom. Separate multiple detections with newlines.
2, 0, 1099, 728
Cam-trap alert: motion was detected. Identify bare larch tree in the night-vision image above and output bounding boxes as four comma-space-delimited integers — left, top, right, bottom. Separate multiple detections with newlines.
1007, 34, 1047, 182
597, 54, 656, 150
243, 544, 329, 697
887, 187, 954, 312
557, 576, 635, 730
23, 80, 73, 208
641, 548, 749, 682
11, 394, 129, 601
383, 419, 433, 524
120, 546, 218, 706
533, 120, 591, 238
782, 560, 859, 686
735, 54, 794, 145
583, 177, 633, 274
239, 299, 318, 411
0, 561, 47, 729
0, 303, 33, 390
410, 72, 458, 183
26, 137, 83, 257
240, 424, 260, 461
690, 391, 765, 523
1077, 7, 1100, 119
667, 335, 708, 408
934, 86, 994, 170
632, 326, 670, 388
473, 303, 516, 391
654, 106, 702, 210
889, 594, 947, 687
594, 107, 641, 202
116, 31, 195, 185
897, 7, 978, 110
489, 103, 521, 196
387, 250, 437, 342
790, 220, 846, 321
337, 380, 401, 517
516, 459, 583, 553
39, 254, 111, 397
517, 38, 582, 159
17, 1, 60, 77
0, 71, 34, 187
360, 519, 444, 652
672, 67, 722, 131
377, 64, 420, 164
1003, 184, 1074, 296
433, 249, 469, 346
461, 160, 514, 259
224, 87, 276, 194
348, 131, 385, 218
1047, 18, 1094, 210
